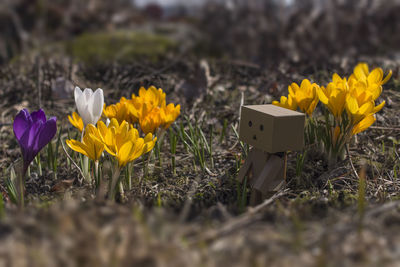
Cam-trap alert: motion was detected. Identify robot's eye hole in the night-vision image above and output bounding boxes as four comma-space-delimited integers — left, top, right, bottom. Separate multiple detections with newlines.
260, 124, 264, 131
253, 135, 257, 140
248, 121, 253, 127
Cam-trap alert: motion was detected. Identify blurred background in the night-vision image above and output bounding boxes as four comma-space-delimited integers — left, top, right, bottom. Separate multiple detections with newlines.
1, 0, 400, 111
1, 0, 400, 66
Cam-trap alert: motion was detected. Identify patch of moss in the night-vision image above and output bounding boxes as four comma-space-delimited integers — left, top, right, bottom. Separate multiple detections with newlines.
67, 31, 177, 64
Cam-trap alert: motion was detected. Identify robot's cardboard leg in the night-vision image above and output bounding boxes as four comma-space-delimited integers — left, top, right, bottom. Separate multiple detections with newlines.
237, 147, 285, 206
237, 148, 268, 184
250, 154, 285, 205
253, 154, 285, 193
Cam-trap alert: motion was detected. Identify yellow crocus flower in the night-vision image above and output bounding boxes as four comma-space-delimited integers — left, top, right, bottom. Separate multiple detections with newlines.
66, 124, 105, 161
352, 63, 392, 86
68, 111, 84, 132
352, 114, 376, 135
317, 83, 347, 118
345, 96, 374, 125
135, 86, 166, 108
351, 63, 392, 100
103, 100, 138, 125
347, 82, 373, 105
331, 73, 350, 91
139, 106, 162, 134
288, 79, 319, 116
272, 95, 297, 111
346, 95, 385, 133
96, 119, 156, 167
160, 103, 181, 129
102, 86, 181, 134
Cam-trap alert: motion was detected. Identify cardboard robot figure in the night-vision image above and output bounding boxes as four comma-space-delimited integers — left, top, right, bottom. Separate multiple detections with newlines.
237, 105, 305, 205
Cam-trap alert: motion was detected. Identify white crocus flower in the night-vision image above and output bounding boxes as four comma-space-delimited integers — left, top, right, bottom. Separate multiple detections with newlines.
74, 87, 104, 126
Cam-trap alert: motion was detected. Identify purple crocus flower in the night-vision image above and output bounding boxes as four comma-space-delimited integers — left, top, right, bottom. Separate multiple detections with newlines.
13, 109, 57, 174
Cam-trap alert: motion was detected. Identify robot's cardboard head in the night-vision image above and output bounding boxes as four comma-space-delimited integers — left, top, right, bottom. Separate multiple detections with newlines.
239, 105, 305, 153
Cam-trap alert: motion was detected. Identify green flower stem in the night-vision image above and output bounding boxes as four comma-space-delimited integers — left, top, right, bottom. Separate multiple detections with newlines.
80, 130, 91, 183
94, 160, 100, 188
169, 128, 177, 176
144, 150, 153, 180
126, 162, 132, 190
18, 170, 24, 209
83, 156, 91, 183
118, 181, 125, 201
18, 163, 30, 209
156, 128, 166, 166
109, 164, 121, 201
35, 155, 42, 176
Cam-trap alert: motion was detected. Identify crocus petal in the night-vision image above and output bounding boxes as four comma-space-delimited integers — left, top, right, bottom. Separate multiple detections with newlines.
80, 105, 93, 126
332, 73, 342, 84
368, 68, 383, 85
129, 138, 145, 162
68, 112, 84, 132
83, 88, 94, 102
31, 109, 46, 123
352, 115, 376, 135
300, 79, 311, 89
75, 87, 87, 120
87, 134, 104, 160
23, 121, 42, 150
368, 84, 382, 100
288, 83, 298, 96
359, 102, 374, 115
74, 87, 82, 104
346, 97, 358, 115
90, 88, 104, 123
317, 87, 329, 104
144, 135, 157, 153
66, 139, 89, 158
373, 101, 385, 114
34, 117, 57, 153
382, 70, 392, 85
118, 141, 135, 167
13, 109, 31, 141
19, 120, 42, 165
354, 64, 367, 81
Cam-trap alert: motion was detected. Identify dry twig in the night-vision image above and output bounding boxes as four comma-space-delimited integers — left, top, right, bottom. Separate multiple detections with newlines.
188, 189, 289, 245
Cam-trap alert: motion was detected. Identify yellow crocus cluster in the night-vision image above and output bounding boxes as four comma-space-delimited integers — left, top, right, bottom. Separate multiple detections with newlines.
103, 86, 180, 134
273, 79, 320, 116
66, 86, 168, 198
319, 63, 391, 135
272, 63, 391, 163
273, 63, 391, 136
96, 119, 156, 167
67, 119, 156, 167
67, 85, 178, 172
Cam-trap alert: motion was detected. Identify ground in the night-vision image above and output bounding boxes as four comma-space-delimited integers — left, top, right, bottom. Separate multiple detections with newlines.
1, 5, 400, 266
